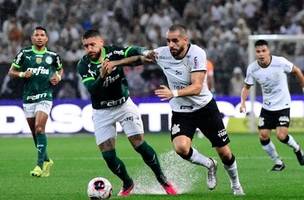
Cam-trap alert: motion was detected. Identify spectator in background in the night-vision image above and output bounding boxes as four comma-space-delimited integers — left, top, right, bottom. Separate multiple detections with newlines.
229, 66, 244, 96
207, 59, 216, 95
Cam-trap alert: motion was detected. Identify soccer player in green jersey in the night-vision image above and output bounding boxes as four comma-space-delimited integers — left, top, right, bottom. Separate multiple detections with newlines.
8, 26, 63, 177
77, 29, 177, 196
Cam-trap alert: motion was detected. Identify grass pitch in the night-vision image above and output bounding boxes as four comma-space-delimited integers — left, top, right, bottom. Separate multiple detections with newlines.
0, 133, 304, 200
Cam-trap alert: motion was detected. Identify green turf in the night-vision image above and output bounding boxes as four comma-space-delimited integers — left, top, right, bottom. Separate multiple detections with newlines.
0, 133, 304, 200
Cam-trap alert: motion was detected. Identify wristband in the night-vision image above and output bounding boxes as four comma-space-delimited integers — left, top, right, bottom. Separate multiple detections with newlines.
172, 90, 178, 97
19, 72, 25, 78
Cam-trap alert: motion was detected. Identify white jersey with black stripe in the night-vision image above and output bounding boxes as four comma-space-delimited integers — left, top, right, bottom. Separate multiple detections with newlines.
154, 44, 212, 112
244, 55, 293, 111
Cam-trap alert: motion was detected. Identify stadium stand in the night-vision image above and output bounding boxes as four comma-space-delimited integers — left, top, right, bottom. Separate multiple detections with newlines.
0, 0, 304, 98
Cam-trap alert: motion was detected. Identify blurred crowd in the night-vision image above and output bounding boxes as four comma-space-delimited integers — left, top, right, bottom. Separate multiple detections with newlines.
1, 0, 304, 99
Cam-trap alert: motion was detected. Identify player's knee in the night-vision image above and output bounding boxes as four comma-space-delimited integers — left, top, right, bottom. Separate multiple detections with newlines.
35, 125, 44, 133
278, 134, 289, 143
176, 147, 193, 160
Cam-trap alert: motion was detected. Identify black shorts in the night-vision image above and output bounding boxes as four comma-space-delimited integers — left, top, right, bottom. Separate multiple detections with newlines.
170, 98, 230, 147
258, 108, 290, 129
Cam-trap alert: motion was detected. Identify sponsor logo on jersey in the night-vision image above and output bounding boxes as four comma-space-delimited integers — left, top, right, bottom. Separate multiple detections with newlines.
103, 74, 120, 87
25, 56, 31, 61
26, 93, 48, 101
45, 56, 53, 64
27, 66, 50, 75
36, 57, 42, 64
100, 96, 126, 107
171, 124, 180, 135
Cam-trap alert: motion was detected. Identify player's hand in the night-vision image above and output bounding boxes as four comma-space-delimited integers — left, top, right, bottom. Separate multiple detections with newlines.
50, 74, 60, 85
143, 50, 158, 62
100, 59, 110, 79
154, 85, 173, 101
239, 103, 246, 113
24, 70, 32, 78
50, 72, 61, 85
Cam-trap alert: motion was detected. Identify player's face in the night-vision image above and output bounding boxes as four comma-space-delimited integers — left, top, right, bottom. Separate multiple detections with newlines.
31, 29, 48, 49
255, 45, 271, 66
82, 36, 104, 60
166, 30, 188, 59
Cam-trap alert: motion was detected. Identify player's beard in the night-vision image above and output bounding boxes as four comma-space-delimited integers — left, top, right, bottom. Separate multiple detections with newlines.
88, 50, 101, 61
170, 46, 184, 59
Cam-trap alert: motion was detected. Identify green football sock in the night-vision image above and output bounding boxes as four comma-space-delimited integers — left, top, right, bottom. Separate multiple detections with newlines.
135, 141, 167, 185
102, 150, 133, 187
36, 133, 47, 168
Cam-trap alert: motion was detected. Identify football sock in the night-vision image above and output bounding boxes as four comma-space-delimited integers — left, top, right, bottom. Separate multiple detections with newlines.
280, 135, 300, 152
135, 141, 167, 185
223, 155, 241, 187
260, 139, 283, 165
189, 147, 212, 168
44, 150, 50, 162
36, 133, 47, 168
102, 150, 133, 186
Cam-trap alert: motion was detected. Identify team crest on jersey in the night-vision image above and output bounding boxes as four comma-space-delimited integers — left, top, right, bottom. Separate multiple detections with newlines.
35, 57, 42, 64
171, 124, 180, 135
45, 56, 53, 64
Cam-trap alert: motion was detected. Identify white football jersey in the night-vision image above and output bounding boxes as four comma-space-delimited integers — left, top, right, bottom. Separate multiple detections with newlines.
154, 44, 212, 112
244, 55, 293, 111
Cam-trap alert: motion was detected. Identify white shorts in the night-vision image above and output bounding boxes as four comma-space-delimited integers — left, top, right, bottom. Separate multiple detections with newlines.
93, 98, 144, 145
23, 100, 53, 118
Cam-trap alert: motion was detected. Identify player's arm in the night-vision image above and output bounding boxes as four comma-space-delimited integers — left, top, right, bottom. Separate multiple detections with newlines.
154, 71, 204, 101
240, 84, 251, 113
50, 54, 64, 85
8, 51, 32, 79
291, 65, 304, 89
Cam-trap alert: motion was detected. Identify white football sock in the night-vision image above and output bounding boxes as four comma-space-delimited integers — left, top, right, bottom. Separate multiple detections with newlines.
262, 141, 283, 165
224, 160, 241, 187
285, 135, 300, 152
189, 148, 212, 168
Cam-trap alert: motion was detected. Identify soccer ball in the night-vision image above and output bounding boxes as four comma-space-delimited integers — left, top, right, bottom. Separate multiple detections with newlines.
87, 177, 112, 200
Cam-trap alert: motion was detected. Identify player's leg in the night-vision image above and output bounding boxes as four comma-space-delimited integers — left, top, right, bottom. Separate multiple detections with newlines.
30, 110, 48, 177
259, 129, 285, 170
93, 108, 133, 196
276, 127, 304, 165
26, 118, 37, 146
128, 134, 176, 195
198, 99, 242, 194
215, 145, 244, 195
258, 108, 284, 171
120, 99, 176, 195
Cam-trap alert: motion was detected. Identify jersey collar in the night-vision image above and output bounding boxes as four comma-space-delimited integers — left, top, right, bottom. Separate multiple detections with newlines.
90, 47, 106, 64
32, 46, 47, 54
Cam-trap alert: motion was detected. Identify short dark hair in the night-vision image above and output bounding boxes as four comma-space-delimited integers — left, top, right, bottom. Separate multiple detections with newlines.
82, 29, 100, 39
168, 24, 187, 36
255, 40, 268, 47
33, 26, 47, 34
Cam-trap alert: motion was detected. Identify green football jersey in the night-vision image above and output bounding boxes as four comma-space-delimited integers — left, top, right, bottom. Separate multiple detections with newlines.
11, 46, 63, 103
77, 45, 144, 109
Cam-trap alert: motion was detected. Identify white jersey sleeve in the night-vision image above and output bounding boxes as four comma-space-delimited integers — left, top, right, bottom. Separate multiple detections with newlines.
154, 44, 212, 112
244, 55, 293, 111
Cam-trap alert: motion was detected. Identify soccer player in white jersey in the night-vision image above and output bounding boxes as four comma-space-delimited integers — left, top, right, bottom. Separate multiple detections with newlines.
240, 39, 304, 171
103, 24, 245, 196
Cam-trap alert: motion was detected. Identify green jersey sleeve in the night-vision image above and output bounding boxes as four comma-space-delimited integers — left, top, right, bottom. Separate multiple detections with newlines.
54, 54, 63, 71
11, 50, 25, 70
77, 59, 103, 94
